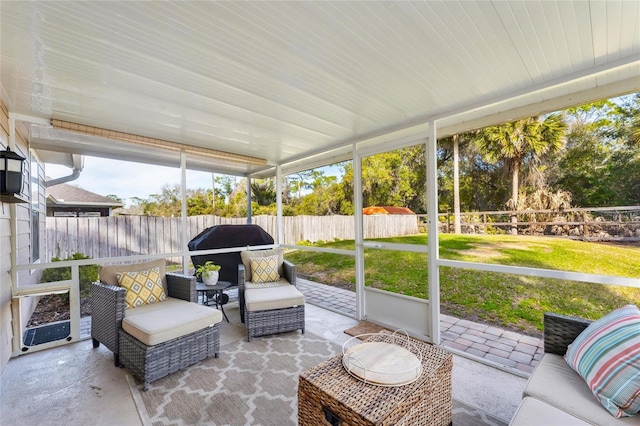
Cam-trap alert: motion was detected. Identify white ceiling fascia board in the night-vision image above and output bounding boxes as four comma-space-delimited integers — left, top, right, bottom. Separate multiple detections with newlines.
184, 156, 257, 177
8, 113, 50, 126
438, 76, 640, 138
273, 150, 354, 179
430, 55, 640, 124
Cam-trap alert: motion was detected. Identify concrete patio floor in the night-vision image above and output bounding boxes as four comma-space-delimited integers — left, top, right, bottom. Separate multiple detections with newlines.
1, 303, 526, 425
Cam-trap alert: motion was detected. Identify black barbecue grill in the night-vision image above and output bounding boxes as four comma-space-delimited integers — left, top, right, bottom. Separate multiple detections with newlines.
188, 224, 274, 285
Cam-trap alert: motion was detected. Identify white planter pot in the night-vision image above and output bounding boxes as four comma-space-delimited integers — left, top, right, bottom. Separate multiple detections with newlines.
203, 270, 219, 286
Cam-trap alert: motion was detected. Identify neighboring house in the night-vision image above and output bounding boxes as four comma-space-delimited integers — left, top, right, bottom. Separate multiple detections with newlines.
46, 183, 123, 217
363, 206, 415, 215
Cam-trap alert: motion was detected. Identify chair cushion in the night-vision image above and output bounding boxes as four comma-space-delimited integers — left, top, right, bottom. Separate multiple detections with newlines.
564, 304, 640, 418
117, 267, 167, 309
245, 285, 305, 312
100, 259, 167, 292
122, 297, 222, 346
245, 277, 291, 290
509, 397, 591, 426
251, 255, 280, 284
241, 248, 283, 282
524, 354, 638, 425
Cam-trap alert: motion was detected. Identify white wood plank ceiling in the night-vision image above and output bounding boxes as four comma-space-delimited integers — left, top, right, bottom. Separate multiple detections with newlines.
1, 1, 639, 176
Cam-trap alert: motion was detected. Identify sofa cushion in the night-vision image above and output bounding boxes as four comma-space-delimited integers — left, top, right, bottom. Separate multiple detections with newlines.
251, 255, 280, 284
509, 396, 591, 426
117, 267, 167, 309
245, 285, 305, 312
523, 354, 638, 425
100, 259, 167, 292
241, 248, 283, 282
564, 304, 640, 418
122, 297, 222, 346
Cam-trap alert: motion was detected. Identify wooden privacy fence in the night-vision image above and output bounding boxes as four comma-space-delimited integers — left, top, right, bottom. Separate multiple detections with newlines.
46, 214, 418, 261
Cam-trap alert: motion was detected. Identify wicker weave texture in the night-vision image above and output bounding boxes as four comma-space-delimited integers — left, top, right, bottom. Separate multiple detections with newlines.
543, 312, 592, 355
166, 272, 197, 302
91, 282, 126, 355
298, 331, 453, 426
245, 305, 305, 341
119, 323, 220, 390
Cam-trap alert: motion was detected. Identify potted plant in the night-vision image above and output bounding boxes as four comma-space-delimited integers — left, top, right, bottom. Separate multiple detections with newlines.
195, 261, 221, 286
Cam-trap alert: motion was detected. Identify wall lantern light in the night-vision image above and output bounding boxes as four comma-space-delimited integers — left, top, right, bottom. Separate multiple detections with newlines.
0, 147, 26, 197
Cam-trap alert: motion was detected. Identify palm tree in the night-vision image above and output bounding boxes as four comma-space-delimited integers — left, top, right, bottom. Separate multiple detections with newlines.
251, 179, 277, 206
475, 114, 567, 235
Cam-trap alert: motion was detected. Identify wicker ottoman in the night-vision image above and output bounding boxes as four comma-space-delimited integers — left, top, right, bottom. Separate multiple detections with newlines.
298, 330, 453, 426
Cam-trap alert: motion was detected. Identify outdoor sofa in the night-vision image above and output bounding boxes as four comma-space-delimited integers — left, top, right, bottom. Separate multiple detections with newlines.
91, 259, 222, 390
510, 309, 639, 425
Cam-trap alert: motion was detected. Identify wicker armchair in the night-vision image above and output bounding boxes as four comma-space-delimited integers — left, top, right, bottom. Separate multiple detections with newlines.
238, 251, 305, 341
91, 261, 222, 390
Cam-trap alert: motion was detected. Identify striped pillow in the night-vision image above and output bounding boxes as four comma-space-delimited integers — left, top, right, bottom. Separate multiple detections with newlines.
564, 304, 640, 418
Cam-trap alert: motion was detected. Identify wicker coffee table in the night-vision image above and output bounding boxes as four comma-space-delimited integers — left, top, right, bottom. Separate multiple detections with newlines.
298, 330, 452, 425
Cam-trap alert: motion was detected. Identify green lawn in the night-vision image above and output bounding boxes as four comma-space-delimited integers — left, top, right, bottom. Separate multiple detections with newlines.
285, 234, 640, 336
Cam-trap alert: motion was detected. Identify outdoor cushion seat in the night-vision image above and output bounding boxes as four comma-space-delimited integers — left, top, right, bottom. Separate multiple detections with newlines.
244, 284, 305, 312
510, 396, 591, 426
123, 297, 222, 346
522, 354, 638, 426
91, 259, 222, 390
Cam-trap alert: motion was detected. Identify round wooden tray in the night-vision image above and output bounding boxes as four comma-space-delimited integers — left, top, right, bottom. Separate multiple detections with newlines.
342, 331, 423, 386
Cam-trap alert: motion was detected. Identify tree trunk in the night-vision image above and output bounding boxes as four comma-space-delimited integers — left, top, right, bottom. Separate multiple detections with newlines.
453, 134, 461, 234
511, 162, 520, 235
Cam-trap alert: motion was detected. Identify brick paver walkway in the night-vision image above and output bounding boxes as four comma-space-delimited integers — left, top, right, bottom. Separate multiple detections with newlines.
296, 278, 543, 375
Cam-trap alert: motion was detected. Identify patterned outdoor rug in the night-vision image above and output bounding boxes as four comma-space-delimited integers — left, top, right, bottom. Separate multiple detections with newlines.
129, 332, 507, 426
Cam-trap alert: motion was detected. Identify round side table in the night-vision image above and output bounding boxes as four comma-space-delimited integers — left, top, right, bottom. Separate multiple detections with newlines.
196, 280, 231, 322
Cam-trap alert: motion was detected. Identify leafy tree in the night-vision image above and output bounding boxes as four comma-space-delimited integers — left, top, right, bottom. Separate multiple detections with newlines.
294, 175, 344, 215
105, 194, 124, 204
550, 95, 640, 207
213, 175, 234, 205
187, 188, 213, 216
474, 114, 567, 234
342, 146, 426, 214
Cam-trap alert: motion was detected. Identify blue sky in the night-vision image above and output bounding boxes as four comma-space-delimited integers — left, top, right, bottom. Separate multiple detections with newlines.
46, 156, 342, 207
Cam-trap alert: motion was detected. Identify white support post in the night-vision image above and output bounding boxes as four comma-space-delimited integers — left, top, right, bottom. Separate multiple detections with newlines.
8, 115, 20, 353
246, 176, 252, 224
353, 143, 365, 320
69, 265, 81, 341
276, 166, 283, 246
426, 120, 441, 344
180, 152, 189, 274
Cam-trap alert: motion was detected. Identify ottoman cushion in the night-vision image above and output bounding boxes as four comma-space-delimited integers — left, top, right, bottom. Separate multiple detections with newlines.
245, 285, 305, 312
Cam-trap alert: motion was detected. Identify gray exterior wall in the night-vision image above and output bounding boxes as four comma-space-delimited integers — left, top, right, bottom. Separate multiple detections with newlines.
0, 100, 46, 373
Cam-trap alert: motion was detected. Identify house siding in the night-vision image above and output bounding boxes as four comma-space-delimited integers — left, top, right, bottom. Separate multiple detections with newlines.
0, 100, 44, 373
